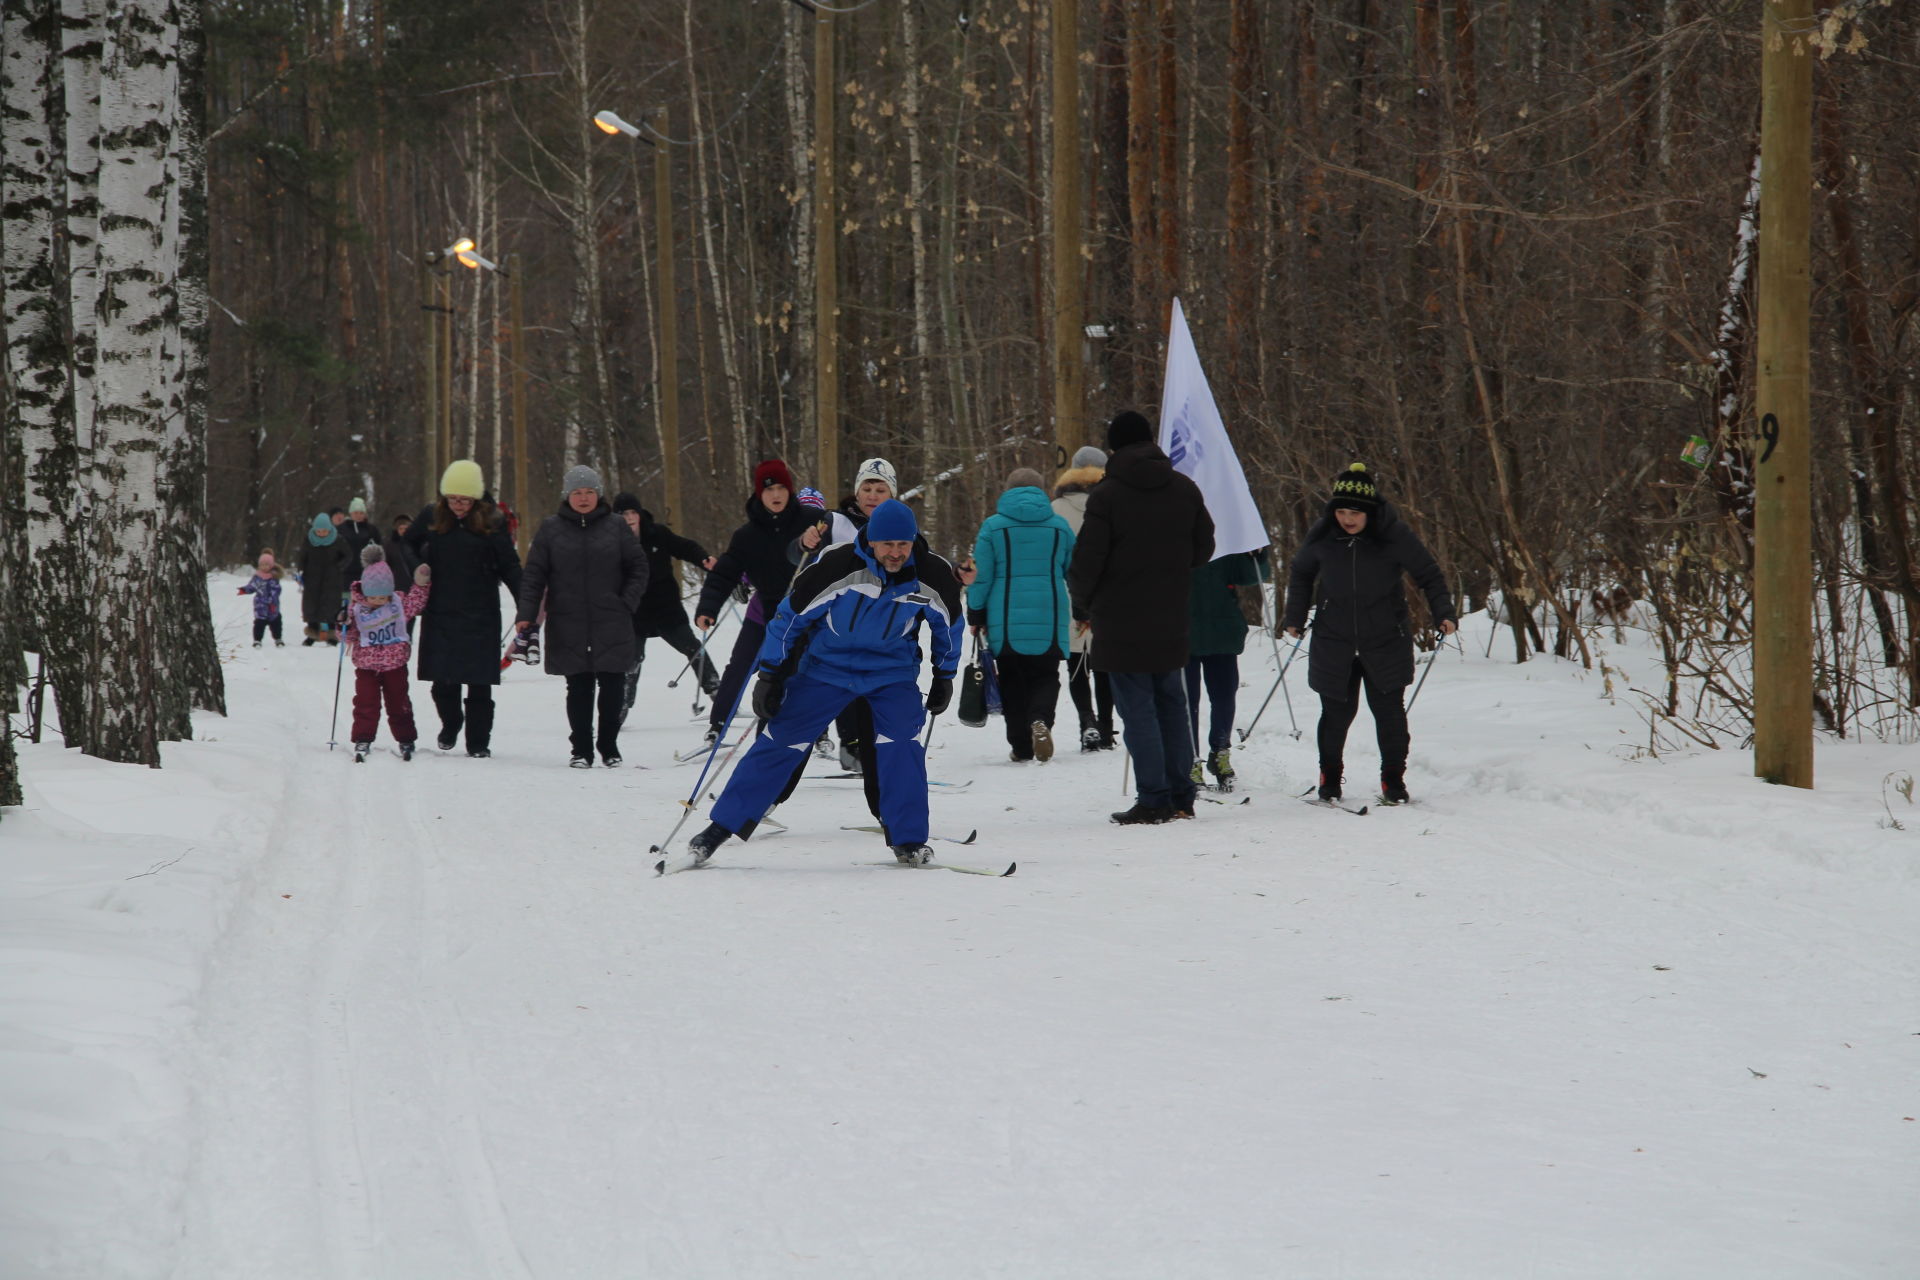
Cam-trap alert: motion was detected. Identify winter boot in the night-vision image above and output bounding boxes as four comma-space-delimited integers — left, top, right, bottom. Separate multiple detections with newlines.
436, 732, 458, 751
686, 822, 730, 868
1208, 749, 1236, 794
352, 741, 372, 763
892, 843, 934, 866
838, 740, 862, 773
397, 741, 415, 762
1110, 802, 1174, 825
600, 749, 622, 768
703, 724, 721, 747
569, 753, 593, 769
814, 735, 836, 759
252, 640, 262, 649
1380, 767, 1410, 806
1030, 721, 1054, 762
1316, 765, 1343, 802
466, 747, 492, 759
1190, 759, 1206, 787
1080, 726, 1104, 753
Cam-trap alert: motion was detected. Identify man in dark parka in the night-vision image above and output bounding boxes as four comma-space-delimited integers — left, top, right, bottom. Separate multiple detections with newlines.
1067, 410, 1216, 825
517, 465, 649, 767
1283, 463, 1456, 805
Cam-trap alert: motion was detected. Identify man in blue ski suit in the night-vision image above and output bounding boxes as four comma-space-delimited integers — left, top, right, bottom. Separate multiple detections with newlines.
684, 500, 965, 866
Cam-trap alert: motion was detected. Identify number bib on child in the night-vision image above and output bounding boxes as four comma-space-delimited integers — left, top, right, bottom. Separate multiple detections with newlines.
352, 596, 409, 648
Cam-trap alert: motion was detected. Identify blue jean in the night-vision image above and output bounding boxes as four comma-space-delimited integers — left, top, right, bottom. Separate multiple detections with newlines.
1184, 653, 1239, 753
711, 674, 930, 844
1109, 669, 1196, 810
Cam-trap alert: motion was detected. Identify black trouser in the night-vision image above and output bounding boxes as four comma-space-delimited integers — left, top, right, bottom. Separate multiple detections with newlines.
566, 671, 624, 757
996, 648, 1061, 759
1184, 653, 1239, 754
252, 616, 283, 643
1066, 652, 1113, 739
431, 682, 495, 751
1316, 657, 1410, 784
622, 619, 723, 728
709, 619, 767, 732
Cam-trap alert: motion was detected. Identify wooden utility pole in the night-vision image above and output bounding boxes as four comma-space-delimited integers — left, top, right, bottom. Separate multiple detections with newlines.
421, 252, 440, 502
1050, 0, 1084, 461
509, 252, 530, 557
1753, 0, 1814, 788
813, 7, 839, 500
653, 108, 681, 523
438, 268, 455, 475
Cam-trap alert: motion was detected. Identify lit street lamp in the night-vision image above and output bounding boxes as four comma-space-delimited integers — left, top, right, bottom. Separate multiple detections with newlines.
594, 105, 682, 523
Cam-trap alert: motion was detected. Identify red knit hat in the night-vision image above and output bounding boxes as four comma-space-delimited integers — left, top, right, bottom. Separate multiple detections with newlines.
752, 459, 796, 498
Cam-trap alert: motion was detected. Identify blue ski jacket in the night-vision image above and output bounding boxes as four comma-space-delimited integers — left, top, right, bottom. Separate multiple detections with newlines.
756, 535, 966, 694
967, 485, 1075, 657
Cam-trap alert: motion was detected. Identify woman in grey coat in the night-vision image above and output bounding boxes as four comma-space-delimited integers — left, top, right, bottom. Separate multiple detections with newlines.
516, 465, 649, 767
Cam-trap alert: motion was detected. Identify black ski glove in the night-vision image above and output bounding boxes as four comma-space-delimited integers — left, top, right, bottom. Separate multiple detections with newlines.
751, 670, 785, 721
924, 675, 953, 716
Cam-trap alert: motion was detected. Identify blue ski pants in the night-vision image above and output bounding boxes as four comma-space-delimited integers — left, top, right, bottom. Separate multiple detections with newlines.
710, 674, 930, 844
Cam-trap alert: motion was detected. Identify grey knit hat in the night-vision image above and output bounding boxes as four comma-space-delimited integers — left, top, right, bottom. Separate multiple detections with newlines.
1006, 467, 1046, 490
561, 464, 603, 497
1070, 446, 1108, 470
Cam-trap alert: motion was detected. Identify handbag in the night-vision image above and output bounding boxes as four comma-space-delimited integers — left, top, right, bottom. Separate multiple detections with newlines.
958, 634, 994, 727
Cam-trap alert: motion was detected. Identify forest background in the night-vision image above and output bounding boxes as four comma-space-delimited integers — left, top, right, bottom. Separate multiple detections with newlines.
4, 0, 1919, 791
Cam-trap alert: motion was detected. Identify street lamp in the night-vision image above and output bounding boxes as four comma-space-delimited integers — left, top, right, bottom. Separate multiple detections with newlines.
593, 104, 682, 523
441, 238, 530, 557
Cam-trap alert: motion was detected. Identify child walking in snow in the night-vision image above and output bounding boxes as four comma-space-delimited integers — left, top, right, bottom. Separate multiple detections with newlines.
345, 545, 432, 762
238, 550, 286, 646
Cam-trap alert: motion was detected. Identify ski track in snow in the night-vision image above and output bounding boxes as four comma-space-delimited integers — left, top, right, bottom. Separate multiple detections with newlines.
3, 575, 1918, 1278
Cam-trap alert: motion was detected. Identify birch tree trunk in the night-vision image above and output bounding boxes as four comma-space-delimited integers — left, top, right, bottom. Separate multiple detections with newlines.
899, 0, 933, 480
6, 0, 97, 743
87, 0, 179, 764
782, 3, 815, 448
683, 0, 748, 470
158, 0, 223, 722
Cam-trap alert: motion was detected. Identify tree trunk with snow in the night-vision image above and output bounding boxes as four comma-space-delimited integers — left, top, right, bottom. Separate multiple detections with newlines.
158, 0, 223, 723
5, 0, 96, 744
85, 0, 180, 765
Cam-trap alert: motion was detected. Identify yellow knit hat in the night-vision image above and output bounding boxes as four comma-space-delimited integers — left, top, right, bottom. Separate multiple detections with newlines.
440, 459, 485, 499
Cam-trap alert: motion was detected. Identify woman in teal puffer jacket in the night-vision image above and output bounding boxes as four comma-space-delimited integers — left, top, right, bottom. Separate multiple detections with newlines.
967, 468, 1076, 761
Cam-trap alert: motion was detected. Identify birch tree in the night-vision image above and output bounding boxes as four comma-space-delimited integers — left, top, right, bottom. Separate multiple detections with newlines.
85, 0, 180, 763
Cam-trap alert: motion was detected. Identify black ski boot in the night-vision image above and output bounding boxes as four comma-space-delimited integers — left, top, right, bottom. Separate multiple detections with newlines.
1316, 765, 1343, 802
397, 741, 415, 762
1110, 803, 1174, 825
686, 822, 730, 868
1380, 768, 1410, 806
893, 843, 934, 866
352, 741, 372, 763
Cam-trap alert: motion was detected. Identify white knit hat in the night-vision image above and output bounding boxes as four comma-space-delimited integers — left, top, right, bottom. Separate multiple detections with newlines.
853, 457, 898, 494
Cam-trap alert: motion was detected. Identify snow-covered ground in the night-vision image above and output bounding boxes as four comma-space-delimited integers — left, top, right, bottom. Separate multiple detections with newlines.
3, 572, 1916, 1279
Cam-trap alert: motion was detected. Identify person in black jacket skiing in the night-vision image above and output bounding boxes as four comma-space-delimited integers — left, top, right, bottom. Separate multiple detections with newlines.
611, 491, 718, 726
1283, 464, 1457, 805
404, 459, 523, 757
693, 459, 810, 745
517, 466, 649, 767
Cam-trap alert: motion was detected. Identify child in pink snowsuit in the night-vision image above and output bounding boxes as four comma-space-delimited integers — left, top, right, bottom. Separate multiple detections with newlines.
345, 547, 431, 758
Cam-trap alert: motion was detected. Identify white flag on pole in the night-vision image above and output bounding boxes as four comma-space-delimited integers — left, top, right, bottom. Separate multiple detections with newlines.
1158, 297, 1268, 557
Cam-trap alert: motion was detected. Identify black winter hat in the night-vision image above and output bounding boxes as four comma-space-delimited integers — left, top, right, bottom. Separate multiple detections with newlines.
1107, 410, 1154, 451
612, 491, 643, 515
1328, 462, 1381, 513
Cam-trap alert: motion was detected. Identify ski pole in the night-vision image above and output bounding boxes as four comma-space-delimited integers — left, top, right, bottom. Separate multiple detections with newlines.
653, 667, 759, 856
1236, 632, 1304, 743
1405, 645, 1441, 714
327, 622, 348, 749
671, 599, 735, 690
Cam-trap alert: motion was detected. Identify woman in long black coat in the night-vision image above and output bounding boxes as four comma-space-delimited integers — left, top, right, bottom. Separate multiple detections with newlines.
1283, 464, 1456, 805
297, 513, 352, 644
516, 466, 649, 767
404, 460, 523, 757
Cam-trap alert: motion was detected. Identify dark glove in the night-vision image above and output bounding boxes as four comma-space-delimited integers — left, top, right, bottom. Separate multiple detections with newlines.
751, 671, 785, 721
924, 675, 953, 716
